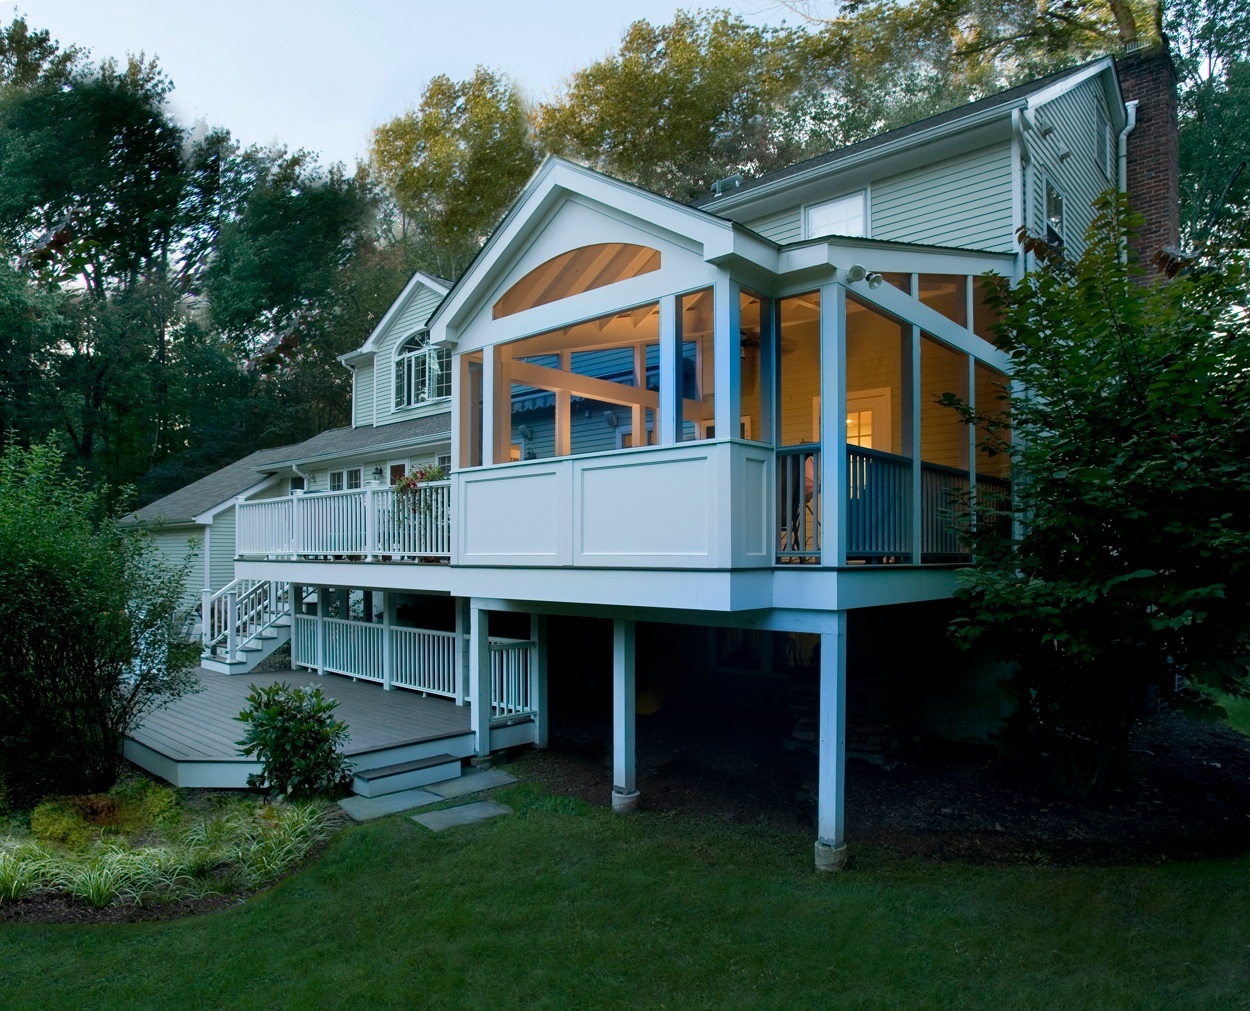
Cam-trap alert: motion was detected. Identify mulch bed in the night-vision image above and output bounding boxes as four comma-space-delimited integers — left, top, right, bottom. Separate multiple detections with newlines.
511, 703, 1250, 867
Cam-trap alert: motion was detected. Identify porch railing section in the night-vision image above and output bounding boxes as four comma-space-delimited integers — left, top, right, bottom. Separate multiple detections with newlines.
490, 638, 536, 723
846, 447, 912, 561
289, 615, 536, 718
323, 617, 384, 681
202, 578, 290, 658
236, 481, 451, 561
921, 462, 971, 559
391, 627, 457, 696
777, 445, 821, 563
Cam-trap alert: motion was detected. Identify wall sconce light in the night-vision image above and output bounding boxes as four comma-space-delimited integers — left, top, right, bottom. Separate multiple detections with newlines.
519, 425, 533, 440
371, 466, 383, 482
866, 272, 884, 290
604, 410, 619, 428
845, 264, 868, 283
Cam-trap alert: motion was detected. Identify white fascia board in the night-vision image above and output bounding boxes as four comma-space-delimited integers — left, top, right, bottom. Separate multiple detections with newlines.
192, 474, 283, 524
341, 270, 451, 363
428, 157, 736, 347
1024, 58, 1115, 115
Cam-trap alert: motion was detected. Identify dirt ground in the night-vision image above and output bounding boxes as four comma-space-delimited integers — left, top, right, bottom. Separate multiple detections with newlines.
510, 701, 1250, 867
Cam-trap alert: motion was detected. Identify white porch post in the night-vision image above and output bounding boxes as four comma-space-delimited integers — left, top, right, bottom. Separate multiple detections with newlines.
815, 611, 849, 871
225, 589, 238, 663
200, 588, 212, 651
658, 295, 679, 445
290, 490, 302, 559
454, 597, 470, 706
364, 486, 376, 561
611, 617, 639, 813
469, 602, 491, 759
290, 583, 302, 670
713, 274, 741, 441
381, 590, 393, 691
315, 586, 326, 677
820, 283, 848, 566
532, 613, 548, 750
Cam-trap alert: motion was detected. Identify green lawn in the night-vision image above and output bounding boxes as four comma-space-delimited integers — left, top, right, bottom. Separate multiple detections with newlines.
2, 780, 1247, 1010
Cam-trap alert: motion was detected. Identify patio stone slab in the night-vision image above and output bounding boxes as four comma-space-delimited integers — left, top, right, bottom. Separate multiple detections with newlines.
426, 767, 517, 799
339, 788, 440, 821
411, 800, 513, 832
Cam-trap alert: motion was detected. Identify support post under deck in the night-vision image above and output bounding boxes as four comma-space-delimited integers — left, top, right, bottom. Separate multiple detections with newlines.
612, 617, 639, 813
469, 602, 491, 759
815, 611, 849, 871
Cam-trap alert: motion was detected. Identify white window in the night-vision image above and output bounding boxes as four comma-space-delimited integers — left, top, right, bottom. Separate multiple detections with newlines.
1094, 108, 1113, 179
329, 468, 362, 492
394, 330, 450, 409
804, 191, 867, 239
1045, 181, 1065, 247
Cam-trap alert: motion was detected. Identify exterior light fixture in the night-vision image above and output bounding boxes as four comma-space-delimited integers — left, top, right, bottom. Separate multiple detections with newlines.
866, 273, 884, 290
845, 264, 868, 283
371, 466, 384, 482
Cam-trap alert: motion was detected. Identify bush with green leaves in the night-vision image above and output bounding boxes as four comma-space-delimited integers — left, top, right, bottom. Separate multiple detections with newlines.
235, 682, 354, 799
0, 443, 199, 807
946, 194, 1250, 794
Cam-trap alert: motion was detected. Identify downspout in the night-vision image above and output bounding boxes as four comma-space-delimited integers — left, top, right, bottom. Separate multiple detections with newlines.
1011, 109, 1036, 278
1117, 100, 1140, 263
1118, 99, 1139, 193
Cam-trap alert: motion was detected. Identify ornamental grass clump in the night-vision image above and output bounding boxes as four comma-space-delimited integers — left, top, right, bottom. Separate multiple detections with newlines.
235, 682, 353, 799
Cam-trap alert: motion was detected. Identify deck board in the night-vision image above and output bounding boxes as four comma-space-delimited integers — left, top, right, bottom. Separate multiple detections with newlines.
130, 667, 472, 764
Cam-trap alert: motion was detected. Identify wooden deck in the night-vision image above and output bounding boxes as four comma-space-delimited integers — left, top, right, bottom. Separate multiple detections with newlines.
125, 667, 474, 789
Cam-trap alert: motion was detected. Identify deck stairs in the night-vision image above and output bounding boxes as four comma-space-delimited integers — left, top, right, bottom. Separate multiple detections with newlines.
201, 578, 295, 675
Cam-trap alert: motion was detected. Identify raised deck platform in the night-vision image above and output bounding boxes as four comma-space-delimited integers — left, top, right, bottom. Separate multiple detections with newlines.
125, 667, 474, 789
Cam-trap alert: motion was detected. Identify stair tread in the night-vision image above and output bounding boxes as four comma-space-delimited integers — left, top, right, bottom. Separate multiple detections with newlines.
354, 754, 460, 781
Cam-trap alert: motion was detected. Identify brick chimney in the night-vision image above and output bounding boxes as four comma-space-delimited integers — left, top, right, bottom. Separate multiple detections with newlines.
1115, 45, 1179, 272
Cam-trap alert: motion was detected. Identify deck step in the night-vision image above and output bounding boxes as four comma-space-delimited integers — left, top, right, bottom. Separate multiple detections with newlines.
352, 753, 462, 798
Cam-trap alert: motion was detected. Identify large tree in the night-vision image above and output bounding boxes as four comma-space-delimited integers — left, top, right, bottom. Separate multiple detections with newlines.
371, 67, 538, 278
947, 196, 1250, 794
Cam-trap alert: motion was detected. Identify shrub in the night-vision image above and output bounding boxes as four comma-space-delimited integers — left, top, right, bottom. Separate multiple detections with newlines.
30, 799, 101, 847
235, 682, 353, 799
0, 443, 199, 805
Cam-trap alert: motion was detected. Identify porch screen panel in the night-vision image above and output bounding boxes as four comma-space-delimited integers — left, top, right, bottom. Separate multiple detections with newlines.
973, 363, 1011, 481
500, 301, 661, 459
918, 274, 969, 328
776, 291, 821, 447
919, 335, 967, 469
678, 287, 714, 441
972, 276, 1004, 340
738, 290, 767, 442
845, 298, 906, 456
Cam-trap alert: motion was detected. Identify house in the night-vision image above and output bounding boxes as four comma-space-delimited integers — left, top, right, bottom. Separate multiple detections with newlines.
127, 50, 1177, 870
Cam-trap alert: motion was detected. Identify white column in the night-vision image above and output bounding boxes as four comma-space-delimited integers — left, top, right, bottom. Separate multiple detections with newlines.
909, 325, 923, 564
290, 584, 302, 670
713, 275, 741, 441
819, 283, 848, 566
532, 613, 549, 750
315, 586, 326, 676
364, 486, 376, 561
200, 588, 212, 651
381, 590, 392, 691
482, 348, 497, 465
815, 611, 849, 871
454, 597, 470, 706
612, 617, 639, 813
469, 601, 491, 758
658, 295, 679, 445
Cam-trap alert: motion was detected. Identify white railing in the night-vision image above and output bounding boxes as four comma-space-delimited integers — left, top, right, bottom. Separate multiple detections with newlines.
235, 499, 292, 555
202, 578, 290, 659
293, 613, 317, 668
391, 627, 458, 696
235, 482, 451, 562
921, 463, 971, 559
777, 445, 821, 563
323, 617, 384, 682
490, 638, 536, 723
847, 447, 913, 561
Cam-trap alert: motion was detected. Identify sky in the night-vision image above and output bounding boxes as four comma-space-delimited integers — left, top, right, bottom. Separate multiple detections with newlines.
16, 1, 796, 168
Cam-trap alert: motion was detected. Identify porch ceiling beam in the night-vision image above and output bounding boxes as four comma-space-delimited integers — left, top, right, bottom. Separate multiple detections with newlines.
508, 359, 714, 421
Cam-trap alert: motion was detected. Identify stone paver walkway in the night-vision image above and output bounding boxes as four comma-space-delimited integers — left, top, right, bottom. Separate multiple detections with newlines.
338, 766, 517, 822
411, 800, 513, 832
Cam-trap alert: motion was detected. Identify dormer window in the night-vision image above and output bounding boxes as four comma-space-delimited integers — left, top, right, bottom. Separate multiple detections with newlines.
804, 191, 867, 239
394, 330, 450, 409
